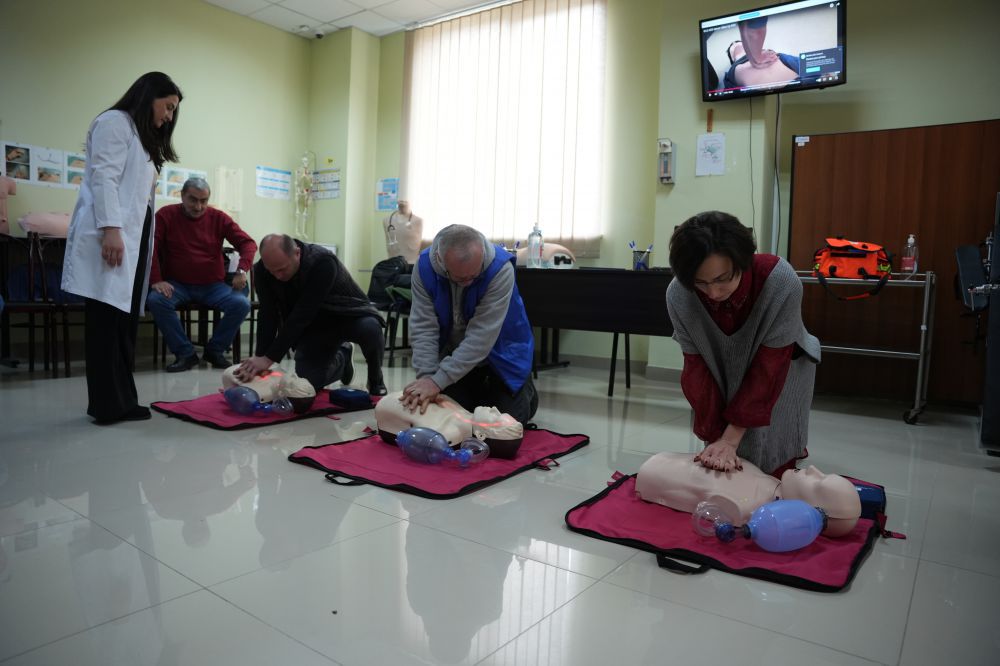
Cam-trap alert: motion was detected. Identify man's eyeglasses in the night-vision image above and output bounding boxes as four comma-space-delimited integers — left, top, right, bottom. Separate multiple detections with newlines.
436, 252, 482, 286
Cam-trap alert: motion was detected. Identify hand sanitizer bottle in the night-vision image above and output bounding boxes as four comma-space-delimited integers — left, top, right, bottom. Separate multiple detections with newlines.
527, 224, 544, 268
901, 234, 918, 278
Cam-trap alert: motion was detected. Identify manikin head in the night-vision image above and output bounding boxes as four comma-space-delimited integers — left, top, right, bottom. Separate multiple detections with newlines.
180, 177, 210, 219
222, 364, 316, 411
396, 199, 411, 217
778, 466, 862, 537
470, 406, 524, 458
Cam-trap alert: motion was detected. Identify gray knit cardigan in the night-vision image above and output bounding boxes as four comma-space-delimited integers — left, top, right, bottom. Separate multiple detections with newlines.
666, 257, 821, 472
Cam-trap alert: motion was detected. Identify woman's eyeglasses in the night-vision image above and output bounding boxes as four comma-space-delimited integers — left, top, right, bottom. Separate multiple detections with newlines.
694, 271, 739, 290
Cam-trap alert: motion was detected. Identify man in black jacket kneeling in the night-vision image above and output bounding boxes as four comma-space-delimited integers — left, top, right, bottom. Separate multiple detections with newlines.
235, 234, 387, 395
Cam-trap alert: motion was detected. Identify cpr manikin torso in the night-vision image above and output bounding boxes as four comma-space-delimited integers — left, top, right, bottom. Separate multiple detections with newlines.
375, 391, 524, 458
383, 201, 423, 264
514, 242, 577, 269
221, 364, 315, 404
635, 452, 861, 537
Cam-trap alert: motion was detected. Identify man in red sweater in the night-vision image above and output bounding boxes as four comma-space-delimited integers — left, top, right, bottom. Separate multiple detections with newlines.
147, 178, 257, 372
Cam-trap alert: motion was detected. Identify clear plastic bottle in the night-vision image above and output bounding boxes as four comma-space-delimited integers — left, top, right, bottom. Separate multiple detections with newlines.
901, 234, 918, 277
692, 499, 827, 553
527, 224, 544, 268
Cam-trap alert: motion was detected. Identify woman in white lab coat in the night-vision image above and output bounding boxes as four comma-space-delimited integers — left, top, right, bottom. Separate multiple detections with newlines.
62, 72, 183, 425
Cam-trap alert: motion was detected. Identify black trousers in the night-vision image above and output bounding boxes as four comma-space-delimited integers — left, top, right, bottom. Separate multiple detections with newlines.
442, 365, 538, 424
293, 313, 385, 391
84, 208, 152, 421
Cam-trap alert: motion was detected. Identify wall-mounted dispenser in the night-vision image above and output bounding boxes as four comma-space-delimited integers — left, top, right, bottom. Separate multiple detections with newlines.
658, 138, 674, 184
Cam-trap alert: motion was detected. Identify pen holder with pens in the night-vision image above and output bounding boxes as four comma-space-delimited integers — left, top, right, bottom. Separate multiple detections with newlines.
632, 250, 651, 271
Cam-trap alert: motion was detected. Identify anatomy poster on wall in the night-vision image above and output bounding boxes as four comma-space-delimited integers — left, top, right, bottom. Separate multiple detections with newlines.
4, 141, 84, 189
159, 166, 208, 200
65, 152, 86, 186
695, 133, 726, 176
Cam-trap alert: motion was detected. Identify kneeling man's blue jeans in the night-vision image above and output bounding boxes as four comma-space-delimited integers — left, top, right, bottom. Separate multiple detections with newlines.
146, 281, 250, 358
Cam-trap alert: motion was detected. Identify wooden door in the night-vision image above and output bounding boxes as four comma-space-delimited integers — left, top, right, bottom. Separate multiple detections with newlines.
788, 120, 1000, 404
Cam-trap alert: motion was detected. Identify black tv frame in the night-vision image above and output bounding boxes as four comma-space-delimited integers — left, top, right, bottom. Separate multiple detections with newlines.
699, 0, 847, 102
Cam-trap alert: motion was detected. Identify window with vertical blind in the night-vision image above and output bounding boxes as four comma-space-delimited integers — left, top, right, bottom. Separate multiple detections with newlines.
402, 0, 607, 257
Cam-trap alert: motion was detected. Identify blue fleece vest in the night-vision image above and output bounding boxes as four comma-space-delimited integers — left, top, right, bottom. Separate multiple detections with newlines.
417, 245, 534, 393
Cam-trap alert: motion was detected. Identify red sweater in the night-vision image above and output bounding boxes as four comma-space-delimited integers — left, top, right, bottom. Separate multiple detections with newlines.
681, 254, 794, 443
150, 205, 257, 285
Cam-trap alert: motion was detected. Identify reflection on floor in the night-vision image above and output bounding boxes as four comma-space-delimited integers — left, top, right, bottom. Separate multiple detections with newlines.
1, 357, 997, 665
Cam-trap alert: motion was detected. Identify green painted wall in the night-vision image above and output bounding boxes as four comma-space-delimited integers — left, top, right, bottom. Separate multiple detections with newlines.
4, 0, 998, 369
344, 29, 381, 276
307, 29, 353, 256
647, 0, 1000, 373
373, 32, 407, 265
0, 0, 311, 243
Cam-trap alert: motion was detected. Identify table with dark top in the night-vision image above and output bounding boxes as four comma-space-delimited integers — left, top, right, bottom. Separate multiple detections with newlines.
514, 267, 674, 396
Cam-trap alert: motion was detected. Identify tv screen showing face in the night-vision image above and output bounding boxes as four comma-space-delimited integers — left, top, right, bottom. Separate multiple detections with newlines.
700, 0, 846, 101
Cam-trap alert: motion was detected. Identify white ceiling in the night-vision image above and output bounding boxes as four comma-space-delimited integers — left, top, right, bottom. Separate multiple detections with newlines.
203, 0, 498, 38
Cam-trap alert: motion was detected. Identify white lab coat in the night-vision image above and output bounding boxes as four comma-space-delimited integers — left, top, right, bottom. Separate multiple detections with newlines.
62, 110, 157, 313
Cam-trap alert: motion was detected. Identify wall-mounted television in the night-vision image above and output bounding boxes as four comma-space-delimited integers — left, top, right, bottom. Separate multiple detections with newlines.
700, 0, 846, 102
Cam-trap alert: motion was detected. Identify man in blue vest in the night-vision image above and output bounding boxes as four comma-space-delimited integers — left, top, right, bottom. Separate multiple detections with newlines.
402, 224, 538, 423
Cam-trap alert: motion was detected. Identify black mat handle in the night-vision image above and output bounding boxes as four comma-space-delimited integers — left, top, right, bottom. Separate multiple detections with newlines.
656, 553, 709, 574
325, 473, 366, 486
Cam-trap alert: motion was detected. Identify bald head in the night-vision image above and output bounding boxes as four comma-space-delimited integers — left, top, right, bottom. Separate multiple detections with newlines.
260, 234, 301, 281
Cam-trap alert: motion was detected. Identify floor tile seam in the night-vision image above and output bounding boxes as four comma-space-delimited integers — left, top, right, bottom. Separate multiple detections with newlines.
596, 576, 894, 664
203, 520, 405, 588
892, 557, 927, 666
0, 588, 206, 665
0, 507, 87, 539
193, 588, 343, 665
913, 555, 1000, 581
402, 517, 612, 581
909, 463, 940, 562
471, 577, 889, 666
470, 574, 606, 666
80, 517, 212, 590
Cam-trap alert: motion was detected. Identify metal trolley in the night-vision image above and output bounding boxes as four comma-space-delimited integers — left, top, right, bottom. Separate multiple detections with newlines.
796, 271, 937, 424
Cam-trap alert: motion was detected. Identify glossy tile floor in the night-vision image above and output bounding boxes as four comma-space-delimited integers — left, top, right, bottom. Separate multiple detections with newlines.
1, 355, 998, 665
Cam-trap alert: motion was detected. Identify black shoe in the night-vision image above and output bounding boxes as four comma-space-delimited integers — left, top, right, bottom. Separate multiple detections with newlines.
166, 353, 199, 373
339, 342, 355, 386
93, 405, 152, 426
367, 373, 387, 396
203, 350, 231, 369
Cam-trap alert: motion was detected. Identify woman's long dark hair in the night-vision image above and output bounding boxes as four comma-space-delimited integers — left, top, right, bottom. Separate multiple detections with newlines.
108, 72, 183, 171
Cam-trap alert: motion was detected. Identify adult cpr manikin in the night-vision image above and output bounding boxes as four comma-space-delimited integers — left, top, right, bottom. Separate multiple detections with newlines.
635, 452, 861, 537
375, 390, 524, 458
221, 364, 315, 408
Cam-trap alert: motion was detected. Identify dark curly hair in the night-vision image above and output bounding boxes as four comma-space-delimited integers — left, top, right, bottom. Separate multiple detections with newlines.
668, 211, 756, 289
